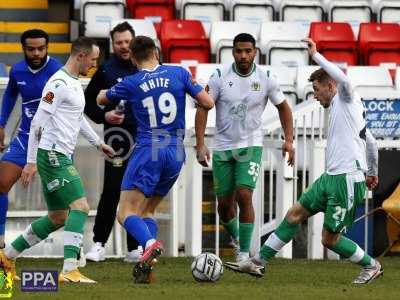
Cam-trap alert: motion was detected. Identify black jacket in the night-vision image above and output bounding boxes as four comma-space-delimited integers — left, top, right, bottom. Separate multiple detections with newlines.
84, 55, 138, 157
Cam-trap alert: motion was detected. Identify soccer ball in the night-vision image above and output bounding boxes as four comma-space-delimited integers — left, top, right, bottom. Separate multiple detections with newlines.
191, 252, 223, 282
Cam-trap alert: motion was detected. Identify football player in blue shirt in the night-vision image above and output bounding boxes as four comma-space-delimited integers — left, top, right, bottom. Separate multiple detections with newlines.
0, 29, 62, 250
97, 36, 214, 283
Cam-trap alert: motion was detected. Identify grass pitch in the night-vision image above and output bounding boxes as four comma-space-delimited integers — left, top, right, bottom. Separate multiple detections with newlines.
11, 256, 400, 300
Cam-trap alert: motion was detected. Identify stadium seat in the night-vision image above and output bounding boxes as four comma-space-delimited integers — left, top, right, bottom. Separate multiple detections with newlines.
396, 67, 400, 91
309, 22, 358, 66
81, 0, 126, 38
180, 0, 226, 37
0, 62, 7, 77
347, 66, 396, 97
260, 65, 298, 106
260, 22, 309, 67
0, 0, 48, 22
209, 21, 261, 63
110, 19, 160, 52
126, 0, 175, 22
358, 23, 400, 66
296, 65, 320, 101
2, 22, 69, 42
377, 0, 400, 23
229, 0, 275, 23
279, 0, 325, 24
328, 0, 373, 36
160, 20, 210, 63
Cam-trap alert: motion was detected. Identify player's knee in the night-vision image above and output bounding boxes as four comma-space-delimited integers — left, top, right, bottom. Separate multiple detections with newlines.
70, 198, 90, 213
48, 211, 68, 226
286, 208, 304, 224
321, 231, 340, 248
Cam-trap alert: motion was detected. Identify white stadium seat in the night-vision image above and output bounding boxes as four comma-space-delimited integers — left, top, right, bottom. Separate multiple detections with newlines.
229, 0, 275, 23
180, 0, 226, 37
296, 65, 320, 101
210, 21, 261, 63
260, 65, 298, 107
377, 0, 400, 23
279, 0, 325, 24
81, 0, 126, 38
260, 22, 309, 67
347, 66, 398, 98
109, 19, 160, 52
328, 0, 373, 36
259, 66, 298, 121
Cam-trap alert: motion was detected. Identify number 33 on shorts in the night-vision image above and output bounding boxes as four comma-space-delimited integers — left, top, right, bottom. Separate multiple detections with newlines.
248, 162, 260, 182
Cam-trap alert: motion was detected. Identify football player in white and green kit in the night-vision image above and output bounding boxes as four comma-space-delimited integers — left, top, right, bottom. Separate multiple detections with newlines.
227, 38, 382, 284
195, 33, 295, 264
0, 37, 115, 283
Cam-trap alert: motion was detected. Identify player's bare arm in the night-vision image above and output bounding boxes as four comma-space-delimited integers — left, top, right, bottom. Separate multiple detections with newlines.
0, 126, 5, 152
194, 89, 214, 167
195, 107, 210, 167
276, 100, 295, 166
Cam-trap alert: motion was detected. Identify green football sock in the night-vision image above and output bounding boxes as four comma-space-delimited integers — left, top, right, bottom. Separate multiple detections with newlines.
260, 218, 299, 261
329, 235, 373, 267
239, 223, 254, 252
64, 210, 87, 260
11, 215, 60, 255
221, 217, 239, 240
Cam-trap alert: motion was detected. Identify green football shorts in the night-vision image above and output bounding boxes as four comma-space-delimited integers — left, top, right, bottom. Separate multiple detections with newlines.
299, 170, 366, 233
37, 148, 85, 211
212, 146, 262, 197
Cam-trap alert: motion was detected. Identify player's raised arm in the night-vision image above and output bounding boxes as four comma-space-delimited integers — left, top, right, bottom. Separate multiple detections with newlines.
302, 38, 353, 101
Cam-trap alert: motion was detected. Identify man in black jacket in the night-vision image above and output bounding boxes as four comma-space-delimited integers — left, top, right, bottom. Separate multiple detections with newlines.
84, 22, 141, 262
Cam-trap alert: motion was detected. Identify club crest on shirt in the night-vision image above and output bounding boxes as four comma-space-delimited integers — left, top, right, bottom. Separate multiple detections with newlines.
42, 91, 54, 104
251, 82, 261, 91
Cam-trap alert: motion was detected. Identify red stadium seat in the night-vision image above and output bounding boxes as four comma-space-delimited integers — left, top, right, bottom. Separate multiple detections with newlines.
127, 0, 175, 21
309, 22, 358, 66
358, 23, 400, 66
160, 20, 210, 63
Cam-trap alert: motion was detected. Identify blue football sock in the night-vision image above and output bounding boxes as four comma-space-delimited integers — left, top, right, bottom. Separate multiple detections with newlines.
124, 215, 153, 248
143, 217, 158, 239
0, 193, 8, 237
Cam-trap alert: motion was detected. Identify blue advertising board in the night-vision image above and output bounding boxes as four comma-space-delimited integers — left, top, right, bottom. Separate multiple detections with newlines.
363, 99, 400, 137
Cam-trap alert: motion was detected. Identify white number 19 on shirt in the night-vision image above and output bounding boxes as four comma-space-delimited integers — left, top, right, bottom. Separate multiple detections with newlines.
142, 92, 177, 128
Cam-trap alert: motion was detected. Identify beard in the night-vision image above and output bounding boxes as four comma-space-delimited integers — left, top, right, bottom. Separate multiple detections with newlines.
25, 54, 47, 70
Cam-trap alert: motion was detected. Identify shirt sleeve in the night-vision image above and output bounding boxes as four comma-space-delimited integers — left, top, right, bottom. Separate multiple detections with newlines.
267, 74, 285, 106
106, 79, 131, 104
206, 68, 221, 102
0, 69, 19, 127
39, 79, 67, 114
181, 67, 203, 98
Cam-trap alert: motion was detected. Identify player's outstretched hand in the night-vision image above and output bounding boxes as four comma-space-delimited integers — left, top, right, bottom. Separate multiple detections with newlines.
100, 143, 115, 158
21, 163, 37, 187
366, 175, 379, 190
0, 127, 5, 152
105, 110, 124, 125
196, 144, 210, 167
282, 141, 295, 166
301, 38, 317, 56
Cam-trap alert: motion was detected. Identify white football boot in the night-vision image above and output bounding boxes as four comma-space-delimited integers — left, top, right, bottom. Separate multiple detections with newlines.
85, 242, 106, 262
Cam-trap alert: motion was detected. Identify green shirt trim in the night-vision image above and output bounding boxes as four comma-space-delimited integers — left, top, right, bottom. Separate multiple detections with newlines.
232, 63, 256, 77
61, 67, 79, 80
